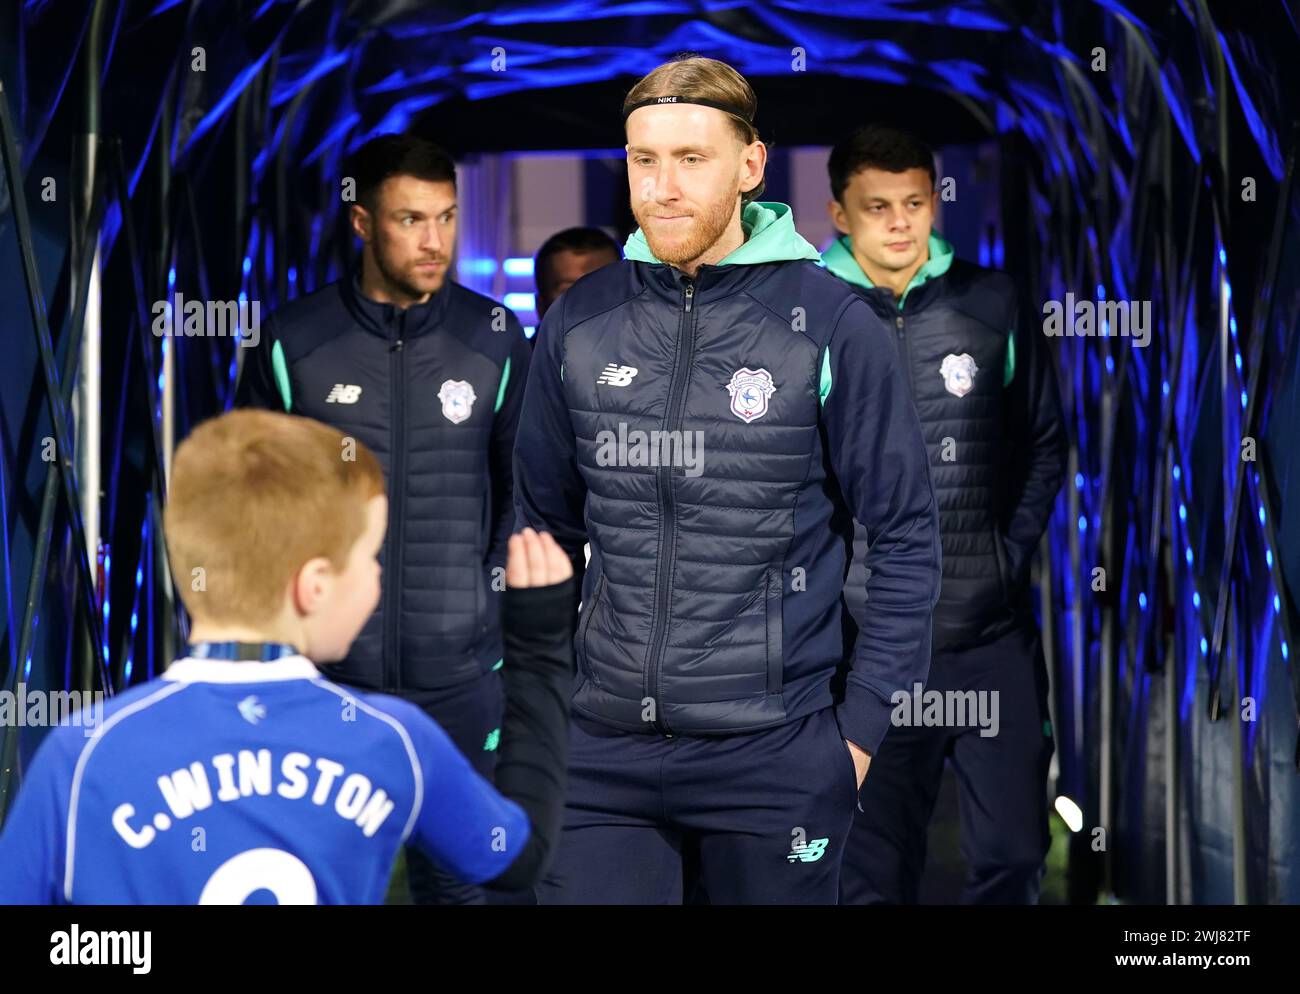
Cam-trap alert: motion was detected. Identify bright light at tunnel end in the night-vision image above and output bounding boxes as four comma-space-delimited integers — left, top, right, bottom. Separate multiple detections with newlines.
1055, 795, 1084, 833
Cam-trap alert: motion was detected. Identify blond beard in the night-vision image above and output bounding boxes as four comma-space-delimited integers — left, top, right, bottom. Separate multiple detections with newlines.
633, 193, 738, 269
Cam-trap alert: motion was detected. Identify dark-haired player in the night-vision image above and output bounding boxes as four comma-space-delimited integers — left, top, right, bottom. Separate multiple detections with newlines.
533, 226, 622, 320
822, 124, 1066, 904
235, 133, 533, 905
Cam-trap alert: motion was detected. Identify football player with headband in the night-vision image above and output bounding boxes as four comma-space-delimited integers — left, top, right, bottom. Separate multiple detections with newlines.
514, 57, 941, 904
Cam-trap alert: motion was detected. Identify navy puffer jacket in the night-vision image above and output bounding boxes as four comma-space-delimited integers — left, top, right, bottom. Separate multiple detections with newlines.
514, 203, 940, 753
236, 274, 531, 691
823, 233, 1067, 651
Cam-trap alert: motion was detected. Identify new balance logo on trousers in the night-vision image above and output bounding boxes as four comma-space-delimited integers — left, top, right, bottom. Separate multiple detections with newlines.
788, 838, 830, 863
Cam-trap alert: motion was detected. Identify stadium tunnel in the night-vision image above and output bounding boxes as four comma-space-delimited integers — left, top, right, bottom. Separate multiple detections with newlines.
1, 0, 1298, 904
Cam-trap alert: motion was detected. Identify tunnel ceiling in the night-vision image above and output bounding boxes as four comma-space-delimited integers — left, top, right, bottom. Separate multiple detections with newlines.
8, 0, 1296, 176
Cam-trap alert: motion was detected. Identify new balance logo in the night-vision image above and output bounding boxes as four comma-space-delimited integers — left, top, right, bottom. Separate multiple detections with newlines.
596, 364, 638, 387
325, 384, 362, 404
786, 838, 829, 863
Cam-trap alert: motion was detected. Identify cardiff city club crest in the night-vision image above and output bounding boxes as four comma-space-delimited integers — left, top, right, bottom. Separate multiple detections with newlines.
726, 367, 777, 423
438, 379, 477, 424
939, 353, 979, 398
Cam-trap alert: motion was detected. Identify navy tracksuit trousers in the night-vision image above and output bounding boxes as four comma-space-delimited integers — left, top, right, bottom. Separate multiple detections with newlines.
839, 623, 1055, 904
536, 706, 860, 904
402, 668, 504, 905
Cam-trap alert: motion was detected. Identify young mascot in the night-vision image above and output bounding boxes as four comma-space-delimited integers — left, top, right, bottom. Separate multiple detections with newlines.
0, 410, 573, 904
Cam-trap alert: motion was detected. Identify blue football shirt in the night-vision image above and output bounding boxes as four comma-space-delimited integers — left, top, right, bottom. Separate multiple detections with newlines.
0, 655, 530, 904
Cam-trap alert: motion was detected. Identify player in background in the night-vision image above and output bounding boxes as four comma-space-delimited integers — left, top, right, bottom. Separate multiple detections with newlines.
822, 124, 1066, 904
533, 226, 622, 321
0, 410, 572, 904
235, 133, 533, 905
531, 226, 623, 628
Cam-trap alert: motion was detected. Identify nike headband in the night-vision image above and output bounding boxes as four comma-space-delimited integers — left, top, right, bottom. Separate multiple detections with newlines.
622, 95, 754, 125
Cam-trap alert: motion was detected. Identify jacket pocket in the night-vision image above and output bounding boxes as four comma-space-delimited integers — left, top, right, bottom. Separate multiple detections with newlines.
476, 492, 491, 634
992, 528, 1011, 604
833, 713, 861, 808
576, 573, 606, 689
474, 563, 487, 632
480, 487, 493, 554
765, 567, 784, 696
